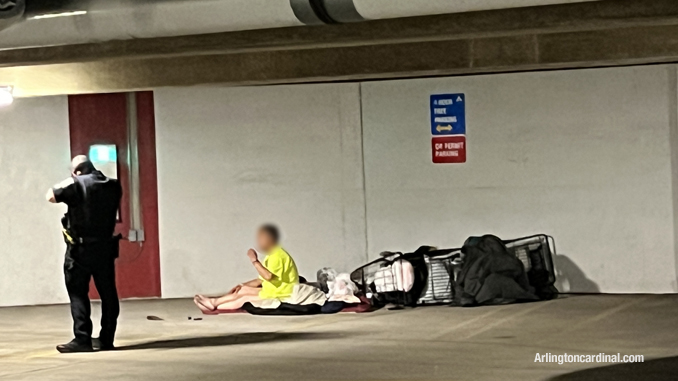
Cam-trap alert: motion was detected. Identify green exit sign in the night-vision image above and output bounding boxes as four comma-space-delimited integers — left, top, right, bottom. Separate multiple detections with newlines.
89, 144, 117, 163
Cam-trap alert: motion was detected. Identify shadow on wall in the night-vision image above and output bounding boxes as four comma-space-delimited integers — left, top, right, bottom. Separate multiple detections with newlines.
553, 254, 600, 293
116, 331, 347, 351
548, 356, 678, 381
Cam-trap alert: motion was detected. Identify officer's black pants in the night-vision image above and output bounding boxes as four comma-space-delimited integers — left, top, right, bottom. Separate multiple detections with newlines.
64, 241, 119, 346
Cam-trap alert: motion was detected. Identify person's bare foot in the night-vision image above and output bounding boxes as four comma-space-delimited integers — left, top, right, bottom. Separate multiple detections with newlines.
196, 294, 216, 311
194, 296, 213, 313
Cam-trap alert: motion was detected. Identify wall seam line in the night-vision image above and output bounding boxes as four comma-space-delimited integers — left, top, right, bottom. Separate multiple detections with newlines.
668, 65, 678, 292
358, 82, 369, 262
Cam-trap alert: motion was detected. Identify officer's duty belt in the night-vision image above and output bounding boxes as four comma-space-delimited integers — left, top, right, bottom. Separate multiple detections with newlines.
62, 230, 117, 245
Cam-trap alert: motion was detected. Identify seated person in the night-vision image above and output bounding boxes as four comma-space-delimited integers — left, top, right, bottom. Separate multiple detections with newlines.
194, 224, 299, 312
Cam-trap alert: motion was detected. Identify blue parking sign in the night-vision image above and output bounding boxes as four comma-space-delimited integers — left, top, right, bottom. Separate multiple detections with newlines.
431, 93, 466, 136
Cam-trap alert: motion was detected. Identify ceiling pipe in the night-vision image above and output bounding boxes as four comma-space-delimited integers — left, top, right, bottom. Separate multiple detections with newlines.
0, 0, 600, 50
352, 0, 598, 21
0, 0, 24, 32
0, 0, 302, 49
291, 0, 598, 25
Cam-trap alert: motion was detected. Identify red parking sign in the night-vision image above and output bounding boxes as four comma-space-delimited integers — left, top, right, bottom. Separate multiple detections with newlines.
432, 136, 466, 164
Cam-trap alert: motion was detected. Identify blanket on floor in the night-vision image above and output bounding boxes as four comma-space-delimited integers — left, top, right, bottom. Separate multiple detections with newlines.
202, 292, 372, 316
248, 284, 327, 310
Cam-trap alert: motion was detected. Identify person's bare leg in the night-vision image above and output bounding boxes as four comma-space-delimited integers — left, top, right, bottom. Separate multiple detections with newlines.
194, 296, 213, 313
213, 286, 261, 310
215, 294, 261, 311
209, 286, 260, 307
235, 285, 261, 296
208, 293, 240, 308
195, 294, 216, 310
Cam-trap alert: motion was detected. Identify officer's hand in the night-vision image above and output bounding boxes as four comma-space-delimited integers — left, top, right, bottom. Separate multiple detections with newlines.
247, 248, 258, 263
46, 188, 56, 203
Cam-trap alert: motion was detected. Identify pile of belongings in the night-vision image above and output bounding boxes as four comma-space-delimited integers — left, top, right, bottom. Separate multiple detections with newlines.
350, 234, 558, 308
456, 235, 540, 306
350, 248, 432, 308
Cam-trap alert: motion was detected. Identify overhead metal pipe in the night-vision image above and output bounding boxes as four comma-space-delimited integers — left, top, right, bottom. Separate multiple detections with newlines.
291, 0, 598, 25
0, 0, 24, 33
0, 0, 600, 50
0, 0, 302, 49
352, 0, 598, 21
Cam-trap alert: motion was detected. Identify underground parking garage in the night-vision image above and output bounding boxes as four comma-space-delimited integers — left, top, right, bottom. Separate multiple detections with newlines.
1, 1, 678, 380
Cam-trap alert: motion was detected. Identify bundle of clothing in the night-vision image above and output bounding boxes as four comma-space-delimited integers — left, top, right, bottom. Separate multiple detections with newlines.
455, 235, 539, 306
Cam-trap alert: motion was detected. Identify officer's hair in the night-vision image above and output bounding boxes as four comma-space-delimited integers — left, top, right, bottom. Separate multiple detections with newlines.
259, 224, 280, 243
71, 155, 95, 175
74, 161, 95, 175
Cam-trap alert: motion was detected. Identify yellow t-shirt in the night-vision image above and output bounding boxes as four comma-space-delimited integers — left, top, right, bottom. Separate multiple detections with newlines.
259, 246, 299, 299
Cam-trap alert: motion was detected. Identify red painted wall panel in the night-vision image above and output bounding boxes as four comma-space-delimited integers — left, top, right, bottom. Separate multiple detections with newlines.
134, 92, 162, 298
68, 92, 161, 299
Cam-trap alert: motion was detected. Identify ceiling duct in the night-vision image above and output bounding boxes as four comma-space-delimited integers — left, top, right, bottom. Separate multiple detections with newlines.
290, 0, 364, 25
292, 0, 597, 25
0, 0, 302, 50
352, 0, 599, 20
24, 0, 81, 15
0, 0, 24, 32
0, 0, 600, 50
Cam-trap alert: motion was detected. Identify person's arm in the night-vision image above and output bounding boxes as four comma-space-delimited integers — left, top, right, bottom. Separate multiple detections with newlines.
253, 261, 274, 281
48, 177, 78, 205
45, 188, 56, 203
247, 249, 275, 281
242, 278, 263, 288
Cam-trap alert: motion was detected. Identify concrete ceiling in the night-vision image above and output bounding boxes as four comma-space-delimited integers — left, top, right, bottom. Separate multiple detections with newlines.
1, 0, 677, 97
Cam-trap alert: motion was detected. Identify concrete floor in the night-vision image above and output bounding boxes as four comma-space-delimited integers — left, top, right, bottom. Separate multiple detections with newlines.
1, 295, 677, 381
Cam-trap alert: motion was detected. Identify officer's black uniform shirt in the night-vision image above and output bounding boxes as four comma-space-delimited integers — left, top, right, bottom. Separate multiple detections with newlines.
53, 170, 122, 239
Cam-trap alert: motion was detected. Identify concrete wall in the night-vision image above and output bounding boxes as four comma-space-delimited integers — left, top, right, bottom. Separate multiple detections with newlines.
0, 96, 71, 306
361, 65, 678, 293
1, 65, 674, 307
155, 66, 678, 296
154, 84, 366, 298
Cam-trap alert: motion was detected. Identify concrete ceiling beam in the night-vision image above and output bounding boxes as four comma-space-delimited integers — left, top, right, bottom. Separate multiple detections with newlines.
2, 0, 678, 96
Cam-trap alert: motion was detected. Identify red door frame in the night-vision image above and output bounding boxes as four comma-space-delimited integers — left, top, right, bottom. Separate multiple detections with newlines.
68, 92, 161, 299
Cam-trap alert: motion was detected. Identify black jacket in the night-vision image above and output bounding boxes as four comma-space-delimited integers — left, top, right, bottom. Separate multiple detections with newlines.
455, 235, 538, 306
54, 170, 122, 240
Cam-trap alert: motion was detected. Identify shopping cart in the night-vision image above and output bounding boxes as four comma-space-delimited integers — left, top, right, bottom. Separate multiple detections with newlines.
351, 235, 557, 308
504, 234, 558, 299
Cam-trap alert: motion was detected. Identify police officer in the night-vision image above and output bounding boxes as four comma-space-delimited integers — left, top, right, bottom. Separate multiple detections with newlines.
46, 155, 122, 353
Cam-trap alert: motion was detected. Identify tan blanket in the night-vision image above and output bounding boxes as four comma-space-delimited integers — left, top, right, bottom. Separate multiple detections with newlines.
249, 284, 327, 310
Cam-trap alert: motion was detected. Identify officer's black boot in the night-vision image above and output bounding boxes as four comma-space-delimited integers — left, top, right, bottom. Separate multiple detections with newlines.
56, 339, 94, 354
92, 337, 115, 351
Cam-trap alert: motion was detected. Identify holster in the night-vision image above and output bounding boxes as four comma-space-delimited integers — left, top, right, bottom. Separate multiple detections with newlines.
62, 229, 76, 245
